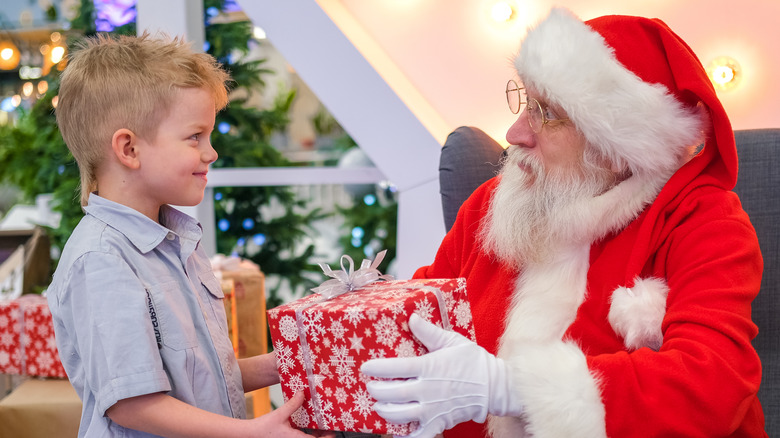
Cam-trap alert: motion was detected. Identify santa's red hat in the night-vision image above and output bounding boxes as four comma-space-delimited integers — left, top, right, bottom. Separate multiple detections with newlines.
515, 8, 735, 184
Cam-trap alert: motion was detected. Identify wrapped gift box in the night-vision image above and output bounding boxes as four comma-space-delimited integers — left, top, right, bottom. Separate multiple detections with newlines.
213, 255, 268, 358
213, 255, 271, 418
0, 295, 67, 378
267, 277, 475, 435
0, 227, 52, 300
0, 378, 81, 438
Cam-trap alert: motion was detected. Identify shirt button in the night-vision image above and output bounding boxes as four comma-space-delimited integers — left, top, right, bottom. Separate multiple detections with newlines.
166, 233, 175, 240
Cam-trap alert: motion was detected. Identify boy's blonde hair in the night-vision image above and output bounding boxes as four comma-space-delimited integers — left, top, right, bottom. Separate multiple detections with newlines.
56, 32, 231, 206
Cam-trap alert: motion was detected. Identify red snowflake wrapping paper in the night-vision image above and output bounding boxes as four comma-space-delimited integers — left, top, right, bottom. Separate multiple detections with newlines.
0, 295, 67, 377
267, 277, 475, 435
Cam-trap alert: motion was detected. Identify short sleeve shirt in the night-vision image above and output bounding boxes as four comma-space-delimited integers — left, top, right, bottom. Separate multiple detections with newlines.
47, 194, 246, 437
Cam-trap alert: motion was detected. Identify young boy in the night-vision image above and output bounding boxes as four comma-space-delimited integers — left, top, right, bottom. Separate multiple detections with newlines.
48, 33, 323, 437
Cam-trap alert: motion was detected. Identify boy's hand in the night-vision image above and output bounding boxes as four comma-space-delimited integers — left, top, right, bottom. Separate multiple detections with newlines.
251, 391, 336, 437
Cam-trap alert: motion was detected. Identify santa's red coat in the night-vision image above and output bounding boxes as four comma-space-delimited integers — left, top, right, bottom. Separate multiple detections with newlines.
415, 166, 765, 436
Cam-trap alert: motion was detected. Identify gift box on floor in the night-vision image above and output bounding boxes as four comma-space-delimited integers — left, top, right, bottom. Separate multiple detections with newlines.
212, 255, 268, 359
0, 378, 81, 438
0, 295, 67, 378
213, 255, 271, 418
0, 227, 52, 301
268, 254, 474, 435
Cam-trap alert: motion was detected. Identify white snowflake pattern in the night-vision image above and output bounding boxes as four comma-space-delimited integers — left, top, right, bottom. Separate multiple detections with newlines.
318, 398, 334, 420
374, 316, 399, 347
413, 298, 435, 321
387, 422, 413, 435
366, 308, 379, 320
322, 411, 337, 429
329, 319, 348, 340
303, 311, 328, 343
0, 331, 13, 347
353, 388, 374, 419
394, 338, 417, 358
385, 300, 404, 317
368, 349, 386, 360
348, 334, 364, 353
286, 374, 306, 393
340, 370, 357, 388
330, 344, 355, 378
313, 373, 327, 388
0, 350, 9, 366
335, 386, 348, 404
364, 327, 372, 338
274, 341, 295, 374
46, 335, 57, 351
318, 360, 331, 377
36, 350, 54, 370
339, 410, 357, 430
453, 300, 472, 329
278, 315, 300, 341
25, 317, 35, 333
291, 405, 310, 428
343, 305, 366, 326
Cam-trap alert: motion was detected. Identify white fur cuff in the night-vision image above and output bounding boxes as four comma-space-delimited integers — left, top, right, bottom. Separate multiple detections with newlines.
489, 341, 606, 438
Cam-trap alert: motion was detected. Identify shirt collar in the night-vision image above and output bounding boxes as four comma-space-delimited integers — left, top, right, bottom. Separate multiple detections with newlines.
84, 193, 203, 254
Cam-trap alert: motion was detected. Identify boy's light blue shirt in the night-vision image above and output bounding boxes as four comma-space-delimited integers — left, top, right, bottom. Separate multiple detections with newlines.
47, 194, 246, 437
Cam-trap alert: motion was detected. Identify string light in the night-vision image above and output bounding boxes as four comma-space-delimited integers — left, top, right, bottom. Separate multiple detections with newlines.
0, 41, 20, 70
706, 56, 741, 91
22, 82, 34, 97
50, 46, 66, 64
491, 1, 515, 22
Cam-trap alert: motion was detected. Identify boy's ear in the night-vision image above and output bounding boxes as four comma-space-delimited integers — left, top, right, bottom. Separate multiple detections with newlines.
111, 128, 141, 169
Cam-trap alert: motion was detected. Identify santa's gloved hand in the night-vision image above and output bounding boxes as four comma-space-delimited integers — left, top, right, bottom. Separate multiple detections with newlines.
360, 314, 522, 438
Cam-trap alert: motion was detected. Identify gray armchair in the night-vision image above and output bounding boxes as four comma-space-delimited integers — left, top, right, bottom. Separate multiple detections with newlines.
439, 126, 780, 436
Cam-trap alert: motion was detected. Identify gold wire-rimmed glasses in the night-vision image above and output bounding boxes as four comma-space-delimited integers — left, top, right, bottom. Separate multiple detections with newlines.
506, 80, 570, 133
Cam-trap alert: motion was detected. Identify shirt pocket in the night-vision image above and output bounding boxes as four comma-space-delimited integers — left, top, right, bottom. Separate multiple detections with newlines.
199, 272, 228, 332
146, 280, 199, 351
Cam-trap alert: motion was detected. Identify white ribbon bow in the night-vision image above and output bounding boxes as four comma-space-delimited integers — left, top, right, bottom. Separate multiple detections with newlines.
311, 250, 394, 299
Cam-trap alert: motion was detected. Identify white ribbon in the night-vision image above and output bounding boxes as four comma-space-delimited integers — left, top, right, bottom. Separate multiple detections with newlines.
311, 250, 394, 299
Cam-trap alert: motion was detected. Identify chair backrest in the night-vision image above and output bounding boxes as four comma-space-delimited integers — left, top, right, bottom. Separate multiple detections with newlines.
439, 126, 780, 435
733, 129, 780, 436
439, 126, 505, 232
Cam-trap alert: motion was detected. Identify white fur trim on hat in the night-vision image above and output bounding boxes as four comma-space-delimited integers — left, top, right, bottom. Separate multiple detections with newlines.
515, 8, 705, 178
608, 277, 669, 350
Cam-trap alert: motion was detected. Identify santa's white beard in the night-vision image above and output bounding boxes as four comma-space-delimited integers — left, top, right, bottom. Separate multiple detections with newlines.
480, 146, 617, 266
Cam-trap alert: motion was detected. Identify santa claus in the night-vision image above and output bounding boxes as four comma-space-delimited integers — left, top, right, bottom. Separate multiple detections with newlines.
361, 7, 765, 438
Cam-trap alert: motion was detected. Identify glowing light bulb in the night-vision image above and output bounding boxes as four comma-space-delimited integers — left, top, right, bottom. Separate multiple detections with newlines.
706, 56, 741, 91
22, 82, 34, 97
491, 2, 514, 22
1, 48, 13, 60
712, 65, 734, 85
51, 46, 65, 64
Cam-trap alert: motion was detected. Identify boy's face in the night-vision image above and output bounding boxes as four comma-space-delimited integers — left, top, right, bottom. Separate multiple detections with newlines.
135, 87, 218, 210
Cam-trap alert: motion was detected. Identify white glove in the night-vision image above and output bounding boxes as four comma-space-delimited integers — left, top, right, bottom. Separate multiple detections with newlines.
360, 314, 522, 438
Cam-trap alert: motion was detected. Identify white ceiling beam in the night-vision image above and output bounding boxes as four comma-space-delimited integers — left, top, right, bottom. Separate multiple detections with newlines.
236, 0, 446, 278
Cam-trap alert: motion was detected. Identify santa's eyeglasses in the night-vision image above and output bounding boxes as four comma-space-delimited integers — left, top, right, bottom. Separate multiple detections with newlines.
506, 80, 570, 133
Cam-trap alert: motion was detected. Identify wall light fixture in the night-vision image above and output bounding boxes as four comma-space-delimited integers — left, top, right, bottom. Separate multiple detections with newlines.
706, 56, 741, 91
